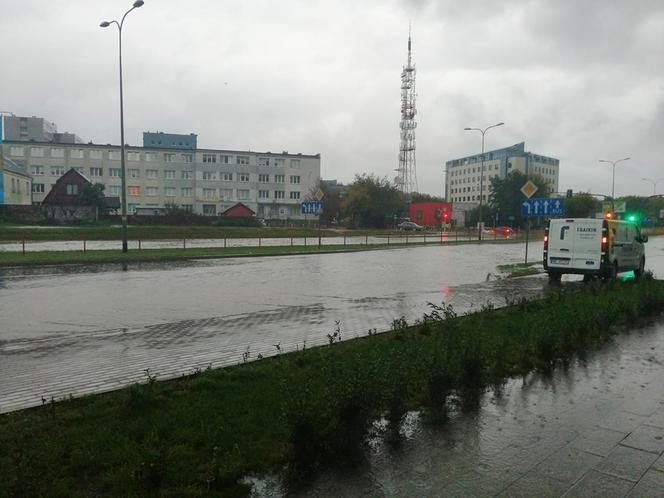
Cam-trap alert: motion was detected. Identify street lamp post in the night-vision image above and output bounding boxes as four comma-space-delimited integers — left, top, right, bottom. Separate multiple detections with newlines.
642, 177, 664, 195
100, 0, 145, 253
599, 157, 630, 212
464, 122, 504, 241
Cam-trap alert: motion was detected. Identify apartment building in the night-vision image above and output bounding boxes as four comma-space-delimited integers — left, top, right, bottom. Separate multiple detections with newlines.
1, 127, 321, 219
445, 142, 560, 205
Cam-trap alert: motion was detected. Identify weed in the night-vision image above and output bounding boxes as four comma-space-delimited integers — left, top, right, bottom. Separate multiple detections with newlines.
327, 320, 342, 345
242, 346, 251, 363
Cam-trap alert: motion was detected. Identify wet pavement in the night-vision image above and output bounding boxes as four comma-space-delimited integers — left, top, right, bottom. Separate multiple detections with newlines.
0, 237, 662, 417
282, 319, 664, 498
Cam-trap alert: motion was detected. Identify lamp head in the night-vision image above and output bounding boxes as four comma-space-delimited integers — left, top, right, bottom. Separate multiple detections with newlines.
133, 0, 144, 7
464, 127, 471, 131
495, 122, 504, 126
100, 21, 111, 27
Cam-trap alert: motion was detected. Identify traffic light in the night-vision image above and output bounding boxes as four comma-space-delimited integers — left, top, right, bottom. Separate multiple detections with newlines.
626, 213, 638, 222
604, 212, 614, 219
443, 212, 449, 221
566, 189, 573, 199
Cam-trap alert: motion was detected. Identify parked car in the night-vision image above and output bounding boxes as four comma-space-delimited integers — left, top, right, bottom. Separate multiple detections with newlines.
493, 226, 513, 236
398, 221, 425, 231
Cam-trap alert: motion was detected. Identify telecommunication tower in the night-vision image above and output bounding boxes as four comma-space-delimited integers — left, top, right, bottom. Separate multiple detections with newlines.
396, 29, 418, 195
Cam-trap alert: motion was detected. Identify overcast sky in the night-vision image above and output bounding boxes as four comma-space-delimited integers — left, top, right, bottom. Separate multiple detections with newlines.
2, 0, 663, 197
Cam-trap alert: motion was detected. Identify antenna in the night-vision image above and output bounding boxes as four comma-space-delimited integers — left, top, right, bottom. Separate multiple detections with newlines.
396, 27, 418, 195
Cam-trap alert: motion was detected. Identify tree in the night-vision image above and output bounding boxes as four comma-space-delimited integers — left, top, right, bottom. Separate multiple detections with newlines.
410, 192, 446, 203
565, 193, 601, 218
308, 181, 343, 226
489, 171, 551, 226
341, 174, 407, 228
79, 183, 106, 211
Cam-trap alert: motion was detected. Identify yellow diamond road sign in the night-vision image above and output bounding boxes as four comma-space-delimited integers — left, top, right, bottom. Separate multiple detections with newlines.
314, 189, 325, 201
520, 180, 538, 199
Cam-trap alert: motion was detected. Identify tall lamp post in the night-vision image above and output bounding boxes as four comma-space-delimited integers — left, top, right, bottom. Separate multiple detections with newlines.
599, 157, 630, 212
642, 177, 664, 195
464, 122, 504, 241
100, 0, 145, 253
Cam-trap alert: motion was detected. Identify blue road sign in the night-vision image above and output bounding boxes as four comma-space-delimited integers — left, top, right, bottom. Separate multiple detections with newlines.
521, 197, 564, 217
301, 200, 323, 215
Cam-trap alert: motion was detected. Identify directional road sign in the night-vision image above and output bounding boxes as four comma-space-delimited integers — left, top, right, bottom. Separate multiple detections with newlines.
521, 197, 564, 217
301, 200, 323, 215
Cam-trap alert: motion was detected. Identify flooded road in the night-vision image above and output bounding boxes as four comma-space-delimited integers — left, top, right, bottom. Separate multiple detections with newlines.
0, 237, 662, 413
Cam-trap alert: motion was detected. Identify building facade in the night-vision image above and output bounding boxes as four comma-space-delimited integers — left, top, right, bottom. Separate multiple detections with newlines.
1, 114, 82, 144
1, 139, 320, 219
445, 142, 559, 205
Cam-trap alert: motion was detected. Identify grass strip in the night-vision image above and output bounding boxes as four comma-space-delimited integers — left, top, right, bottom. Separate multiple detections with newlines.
2, 277, 662, 496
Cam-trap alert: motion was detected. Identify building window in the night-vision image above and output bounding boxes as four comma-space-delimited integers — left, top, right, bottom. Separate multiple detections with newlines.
290, 159, 301, 168
145, 152, 155, 162
51, 148, 64, 158
182, 170, 193, 180
289, 191, 301, 200
239, 173, 250, 182
164, 170, 176, 179
165, 187, 176, 197
275, 174, 285, 183
31, 165, 44, 176
258, 190, 269, 199
90, 149, 103, 160
32, 183, 45, 193
108, 185, 121, 195
164, 153, 176, 162
182, 154, 193, 163
109, 150, 121, 161
66, 184, 79, 195
70, 149, 84, 159
274, 190, 285, 199
90, 167, 103, 177
290, 175, 301, 184
236, 155, 250, 165
129, 169, 139, 178
50, 166, 65, 176
237, 189, 250, 200
181, 204, 193, 212
181, 187, 193, 197
202, 153, 217, 163
109, 168, 121, 178
203, 204, 217, 215
221, 172, 233, 181
203, 188, 216, 199
220, 189, 233, 201
128, 151, 141, 161
128, 186, 141, 196
146, 169, 158, 179
10, 146, 25, 157
202, 172, 216, 181
30, 147, 44, 157
274, 158, 285, 167
259, 174, 270, 183
146, 187, 158, 196
220, 155, 231, 164
258, 157, 270, 167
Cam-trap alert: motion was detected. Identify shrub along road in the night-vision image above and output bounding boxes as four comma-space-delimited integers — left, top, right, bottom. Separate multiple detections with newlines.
1, 277, 663, 496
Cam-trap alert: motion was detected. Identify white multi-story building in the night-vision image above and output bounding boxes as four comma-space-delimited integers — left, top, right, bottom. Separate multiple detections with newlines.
1, 127, 321, 219
445, 142, 560, 205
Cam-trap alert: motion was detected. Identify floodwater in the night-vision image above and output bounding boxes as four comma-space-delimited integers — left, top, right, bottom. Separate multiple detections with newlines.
0, 238, 662, 413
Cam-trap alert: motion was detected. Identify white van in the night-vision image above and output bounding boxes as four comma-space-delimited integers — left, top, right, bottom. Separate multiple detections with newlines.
544, 218, 648, 281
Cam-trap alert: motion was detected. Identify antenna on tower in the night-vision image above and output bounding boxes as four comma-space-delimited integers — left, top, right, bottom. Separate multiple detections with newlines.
396, 26, 418, 195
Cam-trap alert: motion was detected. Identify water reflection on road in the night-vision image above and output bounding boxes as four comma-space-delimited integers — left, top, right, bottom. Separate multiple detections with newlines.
0, 237, 662, 413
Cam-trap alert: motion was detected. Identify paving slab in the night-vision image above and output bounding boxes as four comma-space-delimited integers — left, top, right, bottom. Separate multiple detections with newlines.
620, 424, 664, 454
571, 426, 628, 457
594, 444, 658, 482
497, 469, 568, 497
564, 469, 634, 497
535, 445, 602, 485
627, 469, 664, 497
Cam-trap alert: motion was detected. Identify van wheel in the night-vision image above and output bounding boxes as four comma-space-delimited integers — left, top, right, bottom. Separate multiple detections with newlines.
548, 272, 562, 283
634, 257, 645, 278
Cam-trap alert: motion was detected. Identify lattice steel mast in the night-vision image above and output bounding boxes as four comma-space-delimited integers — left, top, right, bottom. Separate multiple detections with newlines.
396, 28, 418, 195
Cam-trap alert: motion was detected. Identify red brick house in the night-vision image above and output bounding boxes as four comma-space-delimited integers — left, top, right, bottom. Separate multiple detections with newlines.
221, 202, 256, 218
42, 168, 92, 205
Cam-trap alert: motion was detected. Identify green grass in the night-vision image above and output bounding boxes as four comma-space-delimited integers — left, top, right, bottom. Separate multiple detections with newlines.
496, 262, 543, 278
1, 276, 663, 496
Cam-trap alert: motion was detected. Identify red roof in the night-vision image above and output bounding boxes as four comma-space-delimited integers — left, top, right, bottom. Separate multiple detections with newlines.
221, 202, 256, 217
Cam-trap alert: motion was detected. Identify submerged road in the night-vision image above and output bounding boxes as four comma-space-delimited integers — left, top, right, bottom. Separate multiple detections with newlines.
1, 238, 663, 413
